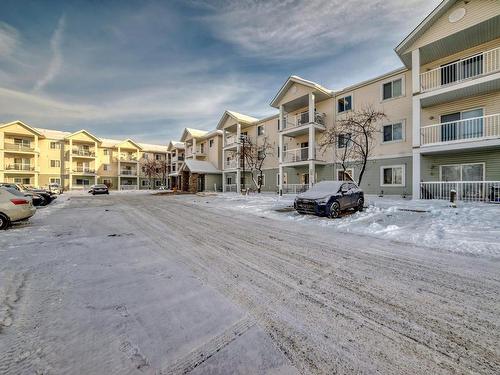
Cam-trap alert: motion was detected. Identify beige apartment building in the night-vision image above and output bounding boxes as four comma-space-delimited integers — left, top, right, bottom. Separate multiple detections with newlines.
0, 120, 169, 191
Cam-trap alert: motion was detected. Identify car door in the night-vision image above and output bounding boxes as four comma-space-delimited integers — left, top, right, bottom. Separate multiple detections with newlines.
337, 183, 350, 209
348, 183, 360, 207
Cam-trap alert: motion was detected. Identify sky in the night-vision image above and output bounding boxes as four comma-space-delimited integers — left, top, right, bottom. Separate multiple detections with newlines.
0, 0, 440, 144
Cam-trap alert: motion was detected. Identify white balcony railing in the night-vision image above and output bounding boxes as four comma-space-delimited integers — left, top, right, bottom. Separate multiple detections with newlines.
72, 149, 95, 157
224, 184, 237, 192
282, 184, 309, 194
224, 135, 237, 147
73, 167, 95, 174
6, 163, 34, 171
283, 112, 326, 130
421, 113, 500, 146
120, 185, 138, 190
282, 146, 326, 163
224, 159, 239, 169
420, 181, 500, 202
119, 155, 138, 162
420, 47, 500, 92
120, 170, 137, 176
4, 143, 35, 152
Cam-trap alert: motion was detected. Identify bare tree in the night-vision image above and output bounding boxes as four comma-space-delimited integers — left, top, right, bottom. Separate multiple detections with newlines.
321, 105, 386, 186
157, 159, 169, 187
140, 158, 160, 189
240, 136, 274, 193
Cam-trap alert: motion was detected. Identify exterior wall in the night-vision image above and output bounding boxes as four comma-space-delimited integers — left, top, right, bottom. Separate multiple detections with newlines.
205, 174, 222, 192
421, 148, 500, 181
405, 0, 499, 53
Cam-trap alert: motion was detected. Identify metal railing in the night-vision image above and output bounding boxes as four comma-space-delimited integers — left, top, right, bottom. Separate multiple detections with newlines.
282, 146, 326, 163
224, 135, 237, 147
421, 113, 500, 146
224, 184, 237, 192
224, 159, 239, 169
4, 143, 35, 152
420, 47, 500, 92
120, 185, 138, 190
6, 163, 34, 171
282, 184, 309, 194
72, 149, 95, 157
119, 155, 138, 162
120, 170, 137, 176
283, 112, 326, 130
420, 181, 500, 202
73, 167, 95, 174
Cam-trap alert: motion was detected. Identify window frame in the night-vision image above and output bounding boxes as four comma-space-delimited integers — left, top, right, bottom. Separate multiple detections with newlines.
381, 76, 405, 102
50, 160, 61, 168
257, 125, 264, 136
380, 164, 405, 187
439, 162, 485, 182
382, 120, 405, 144
337, 168, 354, 181
337, 94, 353, 114
337, 133, 352, 149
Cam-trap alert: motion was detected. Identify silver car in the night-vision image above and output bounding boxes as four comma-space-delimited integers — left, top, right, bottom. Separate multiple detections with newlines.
0, 187, 36, 229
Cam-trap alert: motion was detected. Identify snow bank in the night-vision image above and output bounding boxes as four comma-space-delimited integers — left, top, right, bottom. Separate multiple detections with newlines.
212, 193, 500, 258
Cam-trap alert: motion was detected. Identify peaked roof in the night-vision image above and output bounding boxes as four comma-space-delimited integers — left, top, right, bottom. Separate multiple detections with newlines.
64, 129, 102, 143
180, 128, 209, 142
395, 0, 456, 56
138, 142, 169, 153
216, 110, 258, 129
180, 159, 221, 174
0, 120, 45, 137
270, 75, 333, 108
167, 141, 185, 151
116, 138, 143, 150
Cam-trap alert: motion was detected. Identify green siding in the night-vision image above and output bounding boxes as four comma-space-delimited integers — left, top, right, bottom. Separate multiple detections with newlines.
421, 148, 500, 181
205, 174, 222, 192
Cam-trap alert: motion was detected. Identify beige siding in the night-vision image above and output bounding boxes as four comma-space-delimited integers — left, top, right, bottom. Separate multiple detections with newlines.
278, 83, 316, 107
406, 0, 500, 53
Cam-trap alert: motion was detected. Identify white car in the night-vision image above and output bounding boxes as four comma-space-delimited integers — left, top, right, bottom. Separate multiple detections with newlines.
0, 187, 36, 229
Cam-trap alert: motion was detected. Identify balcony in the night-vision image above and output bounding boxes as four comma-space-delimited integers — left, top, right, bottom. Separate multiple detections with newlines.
120, 170, 137, 176
5, 163, 35, 172
282, 111, 326, 131
119, 155, 138, 162
72, 149, 95, 157
420, 47, 500, 93
420, 181, 500, 203
224, 159, 239, 170
421, 113, 500, 147
282, 146, 326, 164
4, 142, 36, 153
72, 167, 96, 174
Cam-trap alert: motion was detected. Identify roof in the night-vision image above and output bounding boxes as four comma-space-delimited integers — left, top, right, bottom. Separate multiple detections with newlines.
334, 67, 408, 95
167, 141, 185, 151
0, 120, 45, 137
395, 0, 456, 56
181, 160, 221, 174
36, 127, 69, 140
138, 142, 169, 153
270, 75, 334, 108
180, 128, 209, 142
216, 110, 258, 130
64, 129, 102, 143
115, 138, 143, 150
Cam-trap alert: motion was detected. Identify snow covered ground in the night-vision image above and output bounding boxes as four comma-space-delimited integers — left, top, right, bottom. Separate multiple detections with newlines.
208, 193, 500, 258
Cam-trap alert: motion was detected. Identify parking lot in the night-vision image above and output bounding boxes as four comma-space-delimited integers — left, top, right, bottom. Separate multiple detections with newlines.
1, 192, 499, 374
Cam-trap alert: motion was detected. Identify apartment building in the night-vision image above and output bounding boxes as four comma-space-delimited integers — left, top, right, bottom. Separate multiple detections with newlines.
167, 141, 185, 190
175, 128, 223, 192
0, 120, 169, 191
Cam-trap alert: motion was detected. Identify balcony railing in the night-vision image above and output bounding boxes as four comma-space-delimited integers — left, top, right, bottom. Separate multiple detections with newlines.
420, 47, 500, 92
224, 184, 237, 192
6, 163, 34, 171
73, 167, 95, 174
72, 149, 95, 157
120, 185, 138, 190
282, 146, 326, 163
282, 184, 309, 194
420, 181, 500, 202
282, 112, 326, 130
120, 170, 137, 176
224, 159, 239, 169
4, 143, 35, 152
224, 135, 237, 147
119, 155, 138, 162
421, 113, 500, 146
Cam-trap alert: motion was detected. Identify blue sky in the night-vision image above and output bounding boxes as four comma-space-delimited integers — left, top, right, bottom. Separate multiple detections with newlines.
0, 0, 440, 143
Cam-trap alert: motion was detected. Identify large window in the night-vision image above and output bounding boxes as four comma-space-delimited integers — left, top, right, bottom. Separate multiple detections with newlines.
440, 163, 484, 182
257, 125, 264, 136
76, 178, 90, 186
440, 108, 483, 142
337, 95, 352, 113
382, 78, 403, 100
381, 165, 405, 186
383, 122, 404, 143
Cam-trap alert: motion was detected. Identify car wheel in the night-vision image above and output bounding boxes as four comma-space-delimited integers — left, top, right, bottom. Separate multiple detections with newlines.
328, 201, 340, 219
356, 198, 364, 212
92, 192, 96, 195
0, 213, 10, 230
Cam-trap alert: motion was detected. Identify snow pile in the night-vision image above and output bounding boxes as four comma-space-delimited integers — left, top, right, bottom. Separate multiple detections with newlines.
213, 193, 500, 258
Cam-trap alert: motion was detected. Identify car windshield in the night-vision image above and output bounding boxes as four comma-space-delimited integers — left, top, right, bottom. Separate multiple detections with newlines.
1, 186, 25, 197
309, 181, 345, 193
94, 184, 107, 188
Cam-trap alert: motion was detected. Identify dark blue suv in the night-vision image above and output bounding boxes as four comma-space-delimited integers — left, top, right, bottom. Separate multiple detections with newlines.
294, 181, 364, 218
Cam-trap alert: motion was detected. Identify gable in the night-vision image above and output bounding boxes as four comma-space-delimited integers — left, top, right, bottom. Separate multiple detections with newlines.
219, 114, 238, 130
67, 131, 99, 143
117, 139, 141, 150
278, 83, 316, 107
0, 121, 44, 137
404, 0, 500, 53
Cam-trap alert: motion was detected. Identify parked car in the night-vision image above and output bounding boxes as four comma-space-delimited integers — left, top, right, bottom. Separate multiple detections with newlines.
48, 183, 62, 195
0, 182, 48, 207
89, 184, 109, 195
294, 181, 364, 218
0, 187, 36, 229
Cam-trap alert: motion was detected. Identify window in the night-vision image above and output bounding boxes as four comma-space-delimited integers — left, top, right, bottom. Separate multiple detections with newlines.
337, 133, 352, 148
258, 150, 265, 160
440, 108, 483, 142
382, 78, 403, 100
257, 125, 264, 136
14, 177, 31, 184
257, 174, 265, 187
50, 160, 61, 168
440, 163, 484, 182
103, 164, 110, 171
226, 176, 233, 185
50, 142, 61, 149
337, 95, 352, 113
155, 180, 161, 187
103, 149, 109, 155
337, 168, 354, 181
155, 154, 161, 160
381, 165, 405, 186
141, 180, 149, 187
76, 178, 90, 186
383, 122, 404, 143
50, 178, 61, 184
209, 139, 214, 148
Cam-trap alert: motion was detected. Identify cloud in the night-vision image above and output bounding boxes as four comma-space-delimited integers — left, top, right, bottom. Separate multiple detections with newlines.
0, 22, 18, 57
192, 0, 439, 60
33, 15, 66, 92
